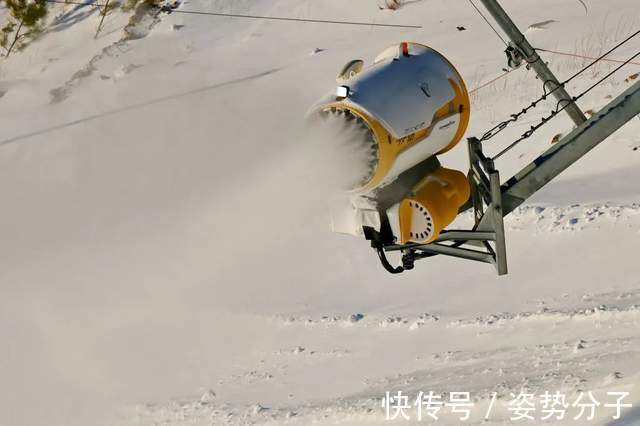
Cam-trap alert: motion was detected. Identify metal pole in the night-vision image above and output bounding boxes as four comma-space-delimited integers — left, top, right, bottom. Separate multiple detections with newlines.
489, 170, 507, 275
478, 0, 587, 126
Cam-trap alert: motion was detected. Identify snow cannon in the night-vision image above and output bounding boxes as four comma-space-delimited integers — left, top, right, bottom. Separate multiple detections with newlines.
308, 42, 471, 246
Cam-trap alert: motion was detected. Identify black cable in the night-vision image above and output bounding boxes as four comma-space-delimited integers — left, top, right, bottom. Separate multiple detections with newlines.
576, 51, 640, 101
46, 0, 102, 7
477, 28, 640, 144
492, 48, 640, 160
167, 10, 422, 28
559, 29, 640, 85
45, 0, 422, 29
376, 246, 404, 274
468, 0, 508, 46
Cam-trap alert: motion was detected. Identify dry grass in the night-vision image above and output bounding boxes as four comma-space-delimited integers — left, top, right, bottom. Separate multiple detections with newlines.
550, 15, 640, 79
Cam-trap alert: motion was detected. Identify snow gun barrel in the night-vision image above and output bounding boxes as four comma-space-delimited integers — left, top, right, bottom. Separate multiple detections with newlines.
308, 42, 471, 246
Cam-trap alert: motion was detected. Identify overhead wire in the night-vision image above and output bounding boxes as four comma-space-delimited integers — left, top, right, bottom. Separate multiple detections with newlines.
475, 28, 640, 147
492, 47, 640, 160
557, 29, 640, 85
536, 47, 640, 67
467, 0, 507, 46
469, 65, 521, 95
45, 0, 422, 29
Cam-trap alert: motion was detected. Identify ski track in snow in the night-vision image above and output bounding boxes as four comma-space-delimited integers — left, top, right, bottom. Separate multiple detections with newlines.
127, 286, 640, 425
270, 286, 640, 331
507, 203, 640, 233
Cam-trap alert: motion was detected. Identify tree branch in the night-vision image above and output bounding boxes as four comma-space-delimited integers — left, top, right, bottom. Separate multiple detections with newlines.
6, 19, 23, 57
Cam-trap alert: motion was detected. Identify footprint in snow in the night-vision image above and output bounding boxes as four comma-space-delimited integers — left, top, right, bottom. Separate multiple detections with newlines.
602, 371, 623, 385
113, 63, 143, 79
200, 389, 216, 404
250, 404, 267, 414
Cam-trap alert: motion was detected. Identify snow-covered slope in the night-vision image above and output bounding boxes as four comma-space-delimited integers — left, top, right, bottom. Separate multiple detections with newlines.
1, 0, 639, 425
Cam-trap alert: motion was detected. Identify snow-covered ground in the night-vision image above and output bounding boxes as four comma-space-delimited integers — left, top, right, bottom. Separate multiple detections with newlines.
1, 0, 640, 425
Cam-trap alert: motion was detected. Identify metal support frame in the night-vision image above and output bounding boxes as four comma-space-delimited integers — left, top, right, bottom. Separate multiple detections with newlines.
469, 138, 508, 274
478, 0, 587, 126
374, 80, 640, 275
373, 137, 509, 275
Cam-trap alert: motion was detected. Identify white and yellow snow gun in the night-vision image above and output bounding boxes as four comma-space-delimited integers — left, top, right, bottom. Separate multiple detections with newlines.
308, 42, 472, 271
310, 0, 640, 276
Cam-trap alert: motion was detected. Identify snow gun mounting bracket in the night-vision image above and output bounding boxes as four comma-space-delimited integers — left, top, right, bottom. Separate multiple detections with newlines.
364, 0, 640, 276
367, 77, 640, 275
364, 137, 508, 275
